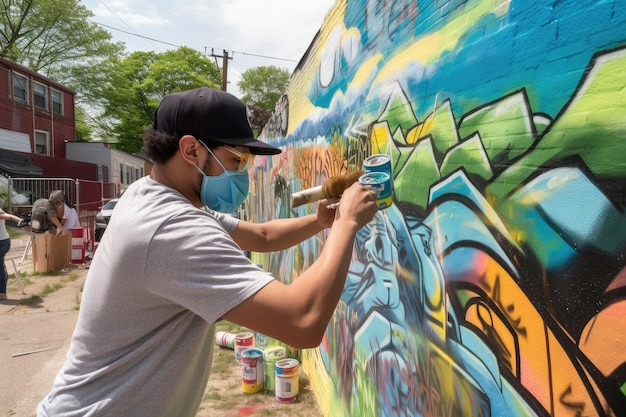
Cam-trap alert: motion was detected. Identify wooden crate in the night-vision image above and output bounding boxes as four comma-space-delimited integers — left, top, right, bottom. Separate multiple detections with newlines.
32, 232, 72, 273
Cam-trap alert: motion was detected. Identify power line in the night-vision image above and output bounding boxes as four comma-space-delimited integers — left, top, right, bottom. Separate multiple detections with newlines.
233, 51, 298, 63
96, 0, 161, 51
91, 21, 180, 49
90, 21, 298, 63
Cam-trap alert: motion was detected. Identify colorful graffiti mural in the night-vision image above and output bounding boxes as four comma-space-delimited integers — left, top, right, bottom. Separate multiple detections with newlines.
249, 0, 626, 415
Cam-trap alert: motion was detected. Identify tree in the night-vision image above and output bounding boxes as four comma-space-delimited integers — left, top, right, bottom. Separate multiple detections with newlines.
238, 66, 290, 130
74, 107, 92, 142
247, 105, 272, 137
100, 47, 222, 153
0, 0, 123, 83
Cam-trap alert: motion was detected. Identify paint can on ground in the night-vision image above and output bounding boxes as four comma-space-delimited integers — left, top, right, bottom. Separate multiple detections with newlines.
359, 172, 393, 209
263, 346, 287, 391
255, 332, 270, 350
234, 331, 255, 364
241, 348, 264, 393
215, 331, 235, 349
275, 358, 299, 403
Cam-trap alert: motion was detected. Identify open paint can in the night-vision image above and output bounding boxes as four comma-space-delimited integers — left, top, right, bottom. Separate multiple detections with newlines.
275, 358, 299, 403
241, 348, 264, 393
363, 154, 392, 179
359, 172, 393, 209
263, 347, 287, 391
362, 154, 393, 209
234, 332, 255, 364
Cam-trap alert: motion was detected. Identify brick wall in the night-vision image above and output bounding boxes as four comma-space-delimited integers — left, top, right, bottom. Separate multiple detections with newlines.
0, 58, 75, 159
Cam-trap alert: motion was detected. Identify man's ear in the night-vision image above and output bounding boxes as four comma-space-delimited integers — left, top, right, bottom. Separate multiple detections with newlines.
178, 135, 201, 165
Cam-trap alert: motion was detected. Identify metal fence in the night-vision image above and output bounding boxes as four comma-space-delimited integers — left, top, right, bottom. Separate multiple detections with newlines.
7, 177, 119, 249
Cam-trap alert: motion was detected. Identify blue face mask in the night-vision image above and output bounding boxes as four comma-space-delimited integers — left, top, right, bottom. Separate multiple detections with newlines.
195, 143, 250, 213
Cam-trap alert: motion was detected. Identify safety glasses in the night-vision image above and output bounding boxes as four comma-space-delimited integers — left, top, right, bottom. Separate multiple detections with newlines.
198, 140, 255, 175
222, 145, 255, 174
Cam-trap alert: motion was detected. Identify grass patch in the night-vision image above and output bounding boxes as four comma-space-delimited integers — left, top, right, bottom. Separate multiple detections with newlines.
19, 295, 43, 305
40, 282, 63, 297
217, 320, 248, 334
203, 392, 224, 402
6, 268, 83, 307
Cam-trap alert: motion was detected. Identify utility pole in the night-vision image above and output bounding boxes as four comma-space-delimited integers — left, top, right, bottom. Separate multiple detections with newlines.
210, 49, 232, 91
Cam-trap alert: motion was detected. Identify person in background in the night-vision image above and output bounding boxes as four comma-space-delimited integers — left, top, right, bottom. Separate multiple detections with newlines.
30, 190, 69, 236
54, 192, 64, 223
61, 200, 80, 230
37, 86, 378, 416
0, 208, 24, 300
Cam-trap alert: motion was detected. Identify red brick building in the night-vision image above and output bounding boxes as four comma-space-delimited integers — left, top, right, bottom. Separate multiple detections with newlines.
0, 57, 98, 180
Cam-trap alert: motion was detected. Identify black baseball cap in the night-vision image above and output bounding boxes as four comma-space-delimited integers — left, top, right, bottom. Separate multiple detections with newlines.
154, 86, 281, 155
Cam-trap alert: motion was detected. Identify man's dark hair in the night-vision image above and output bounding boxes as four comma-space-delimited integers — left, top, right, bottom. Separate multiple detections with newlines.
142, 127, 220, 164
142, 128, 181, 164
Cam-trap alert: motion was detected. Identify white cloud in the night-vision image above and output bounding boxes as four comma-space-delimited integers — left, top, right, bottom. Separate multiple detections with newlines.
82, 0, 335, 96
91, 0, 169, 26
217, 0, 332, 57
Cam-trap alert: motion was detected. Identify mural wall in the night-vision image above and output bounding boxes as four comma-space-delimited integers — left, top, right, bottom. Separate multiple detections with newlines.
247, 0, 626, 415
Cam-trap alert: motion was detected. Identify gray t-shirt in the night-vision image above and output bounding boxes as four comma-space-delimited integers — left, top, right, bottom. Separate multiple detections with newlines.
37, 176, 274, 417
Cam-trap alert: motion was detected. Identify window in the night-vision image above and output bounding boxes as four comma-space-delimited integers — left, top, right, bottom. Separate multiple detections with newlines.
52, 89, 63, 115
35, 131, 49, 155
13, 73, 28, 103
34, 82, 48, 110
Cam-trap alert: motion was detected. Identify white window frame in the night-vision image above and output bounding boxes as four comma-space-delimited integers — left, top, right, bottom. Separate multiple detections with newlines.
34, 81, 49, 111
34, 130, 50, 155
12, 72, 29, 104
52, 89, 64, 115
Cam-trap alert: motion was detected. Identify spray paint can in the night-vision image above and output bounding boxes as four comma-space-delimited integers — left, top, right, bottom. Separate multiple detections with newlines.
234, 332, 255, 364
215, 331, 236, 349
275, 358, 300, 403
263, 346, 287, 391
241, 348, 264, 393
359, 172, 393, 209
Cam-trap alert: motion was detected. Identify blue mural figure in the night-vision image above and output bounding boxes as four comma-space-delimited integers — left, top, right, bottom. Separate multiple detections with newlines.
322, 205, 508, 416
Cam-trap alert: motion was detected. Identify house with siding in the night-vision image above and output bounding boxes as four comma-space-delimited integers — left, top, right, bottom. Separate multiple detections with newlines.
66, 142, 147, 193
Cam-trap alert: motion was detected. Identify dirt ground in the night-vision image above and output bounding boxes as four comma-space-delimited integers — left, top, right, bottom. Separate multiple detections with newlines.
3, 229, 323, 417
198, 321, 322, 417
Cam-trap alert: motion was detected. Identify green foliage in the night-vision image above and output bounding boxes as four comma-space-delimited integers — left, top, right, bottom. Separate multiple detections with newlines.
0, 0, 120, 69
74, 107, 92, 142
238, 66, 290, 111
100, 47, 222, 153
238, 66, 290, 132
0, 1, 282, 151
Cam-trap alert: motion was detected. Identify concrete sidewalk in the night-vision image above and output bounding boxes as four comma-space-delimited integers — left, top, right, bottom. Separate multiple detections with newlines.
0, 233, 90, 417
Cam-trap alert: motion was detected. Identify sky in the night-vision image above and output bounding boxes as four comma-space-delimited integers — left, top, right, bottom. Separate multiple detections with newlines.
80, 0, 337, 98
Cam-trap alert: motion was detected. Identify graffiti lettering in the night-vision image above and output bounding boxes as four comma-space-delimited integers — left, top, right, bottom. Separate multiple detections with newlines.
559, 385, 589, 417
